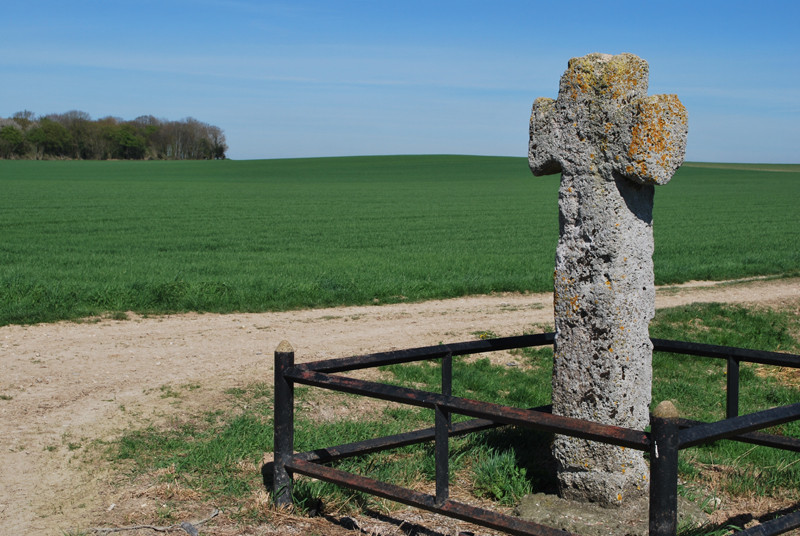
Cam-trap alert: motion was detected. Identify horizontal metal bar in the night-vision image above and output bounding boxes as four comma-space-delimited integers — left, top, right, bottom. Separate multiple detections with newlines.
286, 458, 577, 536
733, 508, 800, 536
293, 413, 522, 464
286, 368, 650, 450
297, 335, 799, 375
677, 418, 800, 453
679, 404, 800, 449
652, 338, 800, 369
294, 335, 798, 408
297, 333, 556, 373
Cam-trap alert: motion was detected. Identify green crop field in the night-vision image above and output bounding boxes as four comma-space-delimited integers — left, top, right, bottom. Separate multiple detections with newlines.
1, 156, 798, 326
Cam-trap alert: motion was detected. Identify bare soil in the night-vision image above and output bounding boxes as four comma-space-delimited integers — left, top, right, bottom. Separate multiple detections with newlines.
1, 277, 798, 535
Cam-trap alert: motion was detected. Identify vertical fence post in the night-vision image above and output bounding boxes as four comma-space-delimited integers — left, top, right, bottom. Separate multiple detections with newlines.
273, 340, 295, 507
435, 351, 453, 506
435, 404, 450, 506
649, 401, 680, 536
726, 356, 740, 419
442, 351, 452, 429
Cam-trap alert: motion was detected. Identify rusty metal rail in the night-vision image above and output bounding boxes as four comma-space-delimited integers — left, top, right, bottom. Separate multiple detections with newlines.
286, 457, 578, 536
286, 368, 651, 450
272, 334, 800, 536
678, 404, 800, 449
298, 332, 555, 374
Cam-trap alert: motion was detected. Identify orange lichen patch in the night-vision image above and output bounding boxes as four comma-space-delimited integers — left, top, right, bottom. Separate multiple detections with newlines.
568, 295, 580, 314
532, 97, 556, 117
563, 53, 647, 102
626, 94, 687, 182
563, 56, 596, 101
603, 54, 648, 101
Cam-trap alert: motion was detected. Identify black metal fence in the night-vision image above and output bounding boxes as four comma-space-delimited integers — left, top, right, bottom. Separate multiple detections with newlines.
272, 333, 800, 536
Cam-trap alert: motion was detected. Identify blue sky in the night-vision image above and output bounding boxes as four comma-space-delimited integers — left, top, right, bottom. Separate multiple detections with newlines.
2, 0, 798, 162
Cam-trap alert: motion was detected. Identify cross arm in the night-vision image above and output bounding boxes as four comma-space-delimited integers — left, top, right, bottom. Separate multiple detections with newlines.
529, 97, 563, 176
613, 94, 688, 186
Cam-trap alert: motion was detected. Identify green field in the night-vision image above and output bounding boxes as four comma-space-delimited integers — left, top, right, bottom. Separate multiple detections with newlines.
1, 156, 798, 325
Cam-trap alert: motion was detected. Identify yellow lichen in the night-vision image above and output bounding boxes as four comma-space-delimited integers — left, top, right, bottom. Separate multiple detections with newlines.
626, 94, 687, 181
563, 53, 646, 103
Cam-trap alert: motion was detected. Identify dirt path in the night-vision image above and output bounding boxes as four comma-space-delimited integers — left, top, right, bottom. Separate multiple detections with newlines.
1, 277, 799, 534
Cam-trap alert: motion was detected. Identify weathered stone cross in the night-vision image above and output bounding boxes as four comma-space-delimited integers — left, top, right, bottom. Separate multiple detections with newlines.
529, 53, 687, 506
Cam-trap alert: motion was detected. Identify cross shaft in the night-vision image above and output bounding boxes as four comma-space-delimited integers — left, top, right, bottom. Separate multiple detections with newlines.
529, 53, 687, 506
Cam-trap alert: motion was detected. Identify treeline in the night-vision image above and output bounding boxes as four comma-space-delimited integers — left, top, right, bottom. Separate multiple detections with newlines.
0, 110, 227, 160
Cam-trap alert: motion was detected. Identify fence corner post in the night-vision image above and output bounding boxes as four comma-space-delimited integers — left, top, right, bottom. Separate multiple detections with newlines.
273, 340, 295, 507
649, 400, 680, 536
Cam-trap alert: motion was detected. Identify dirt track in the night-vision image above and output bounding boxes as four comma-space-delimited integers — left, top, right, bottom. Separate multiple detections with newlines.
1, 277, 799, 534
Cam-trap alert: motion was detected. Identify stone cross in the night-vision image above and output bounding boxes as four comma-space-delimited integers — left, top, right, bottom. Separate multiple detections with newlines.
528, 53, 687, 506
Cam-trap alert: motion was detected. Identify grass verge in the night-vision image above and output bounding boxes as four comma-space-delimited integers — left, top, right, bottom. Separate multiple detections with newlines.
107, 302, 799, 534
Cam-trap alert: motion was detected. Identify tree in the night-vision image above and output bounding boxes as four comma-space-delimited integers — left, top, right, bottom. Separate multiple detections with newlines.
26, 118, 73, 158
130, 116, 162, 159
0, 125, 27, 158
207, 125, 227, 159
0, 111, 227, 160
12, 110, 35, 131
51, 110, 93, 159
94, 117, 121, 159
112, 123, 147, 159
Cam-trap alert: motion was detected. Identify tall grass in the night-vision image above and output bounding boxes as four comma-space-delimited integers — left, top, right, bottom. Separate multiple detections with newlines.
1, 157, 798, 325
